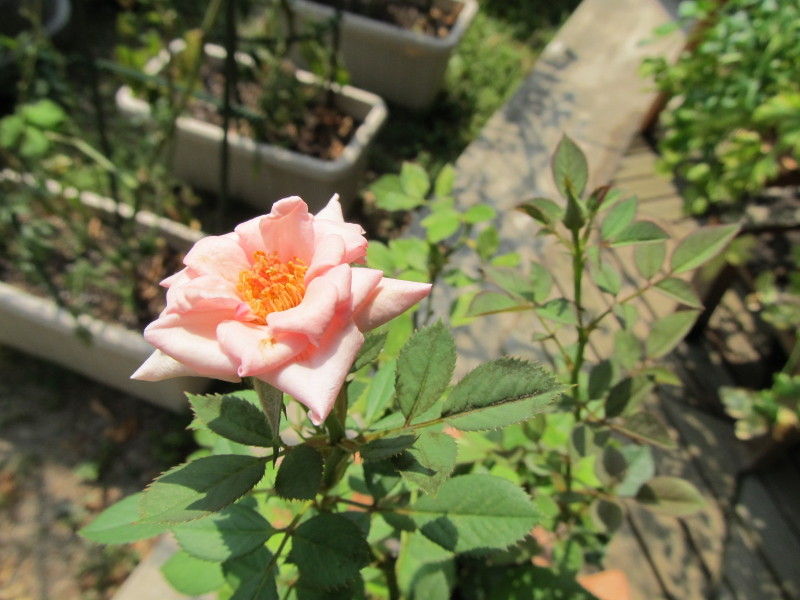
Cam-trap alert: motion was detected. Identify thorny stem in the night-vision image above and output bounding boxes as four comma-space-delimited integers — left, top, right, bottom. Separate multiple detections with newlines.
266, 501, 313, 571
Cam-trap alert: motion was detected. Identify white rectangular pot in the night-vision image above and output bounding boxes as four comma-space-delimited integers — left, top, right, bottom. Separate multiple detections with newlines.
0, 172, 208, 412
116, 42, 387, 212
289, 0, 478, 109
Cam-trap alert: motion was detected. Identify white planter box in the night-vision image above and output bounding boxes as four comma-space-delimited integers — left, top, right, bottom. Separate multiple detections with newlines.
290, 0, 478, 109
116, 42, 387, 212
0, 172, 208, 412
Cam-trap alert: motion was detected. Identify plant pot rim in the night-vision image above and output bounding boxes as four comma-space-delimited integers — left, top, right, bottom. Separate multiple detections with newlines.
291, 0, 479, 50
0, 170, 207, 410
115, 40, 387, 181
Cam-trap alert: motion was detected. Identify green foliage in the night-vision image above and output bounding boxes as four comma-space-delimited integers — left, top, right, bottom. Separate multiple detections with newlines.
644, 0, 800, 213
289, 513, 371, 589
274, 445, 324, 500
161, 550, 225, 595
396, 322, 456, 423
173, 503, 274, 562
410, 474, 539, 554
140, 454, 267, 523
78, 493, 169, 544
721, 372, 800, 441
442, 358, 562, 431
189, 392, 276, 447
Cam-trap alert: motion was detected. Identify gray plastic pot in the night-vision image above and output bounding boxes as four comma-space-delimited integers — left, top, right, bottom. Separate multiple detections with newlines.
289, 0, 478, 109
116, 41, 387, 212
0, 172, 208, 412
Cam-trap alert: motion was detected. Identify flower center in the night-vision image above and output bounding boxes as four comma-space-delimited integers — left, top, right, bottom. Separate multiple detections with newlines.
237, 251, 308, 323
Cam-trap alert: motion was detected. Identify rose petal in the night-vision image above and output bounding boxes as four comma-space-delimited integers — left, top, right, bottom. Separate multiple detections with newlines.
353, 278, 432, 331
258, 317, 364, 425
350, 268, 384, 311
216, 321, 307, 378
235, 196, 315, 263
165, 274, 243, 315
306, 234, 346, 281
182, 233, 250, 284
132, 349, 211, 381
314, 194, 345, 222
267, 273, 343, 343
143, 311, 239, 380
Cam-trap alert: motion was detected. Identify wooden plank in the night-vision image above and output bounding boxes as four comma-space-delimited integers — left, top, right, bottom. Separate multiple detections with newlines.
659, 393, 796, 599
758, 457, 800, 539
453, 0, 686, 209
604, 516, 670, 600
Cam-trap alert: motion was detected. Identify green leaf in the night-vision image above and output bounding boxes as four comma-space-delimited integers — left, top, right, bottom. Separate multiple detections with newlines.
587, 360, 613, 400
590, 499, 623, 534
645, 310, 699, 358
370, 175, 420, 211
354, 331, 387, 370
517, 198, 564, 226
434, 164, 456, 198
654, 277, 702, 308
476, 227, 499, 260
422, 208, 461, 243
140, 455, 266, 524
442, 358, 562, 431
600, 196, 637, 241
173, 503, 274, 562
483, 266, 533, 301
537, 298, 577, 324
410, 474, 539, 554
289, 513, 371, 589
400, 162, 431, 199
595, 446, 628, 486
0, 115, 25, 147
275, 445, 323, 500
605, 375, 653, 418
613, 411, 675, 449
616, 445, 655, 497
467, 291, 529, 317
366, 241, 396, 273
634, 242, 666, 279
360, 435, 418, 462
223, 547, 279, 600
396, 532, 454, 600
189, 392, 275, 447
161, 550, 225, 595
253, 382, 283, 442
19, 127, 49, 157
670, 224, 740, 274
530, 263, 553, 303
21, 99, 66, 129
608, 221, 669, 247
593, 262, 621, 295
552, 135, 588, 199
364, 359, 397, 424
613, 330, 641, 371
463, 204, 496, 224
635, 476, 705, 516
79, 493, 168, 544
394, 431, 457, 495
396, 323, 456, 422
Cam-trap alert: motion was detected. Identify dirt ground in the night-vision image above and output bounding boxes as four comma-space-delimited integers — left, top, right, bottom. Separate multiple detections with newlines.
0, 346, 194, 600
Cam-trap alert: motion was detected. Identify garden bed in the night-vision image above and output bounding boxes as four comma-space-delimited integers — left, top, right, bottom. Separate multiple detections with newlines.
0, 172, 208, 410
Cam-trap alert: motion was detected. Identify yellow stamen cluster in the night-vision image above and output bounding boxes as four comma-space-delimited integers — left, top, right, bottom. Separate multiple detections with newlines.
237, 251, 307, 323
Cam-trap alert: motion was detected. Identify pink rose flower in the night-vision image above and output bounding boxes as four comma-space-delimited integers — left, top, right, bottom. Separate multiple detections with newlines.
132, 195, 431, 425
